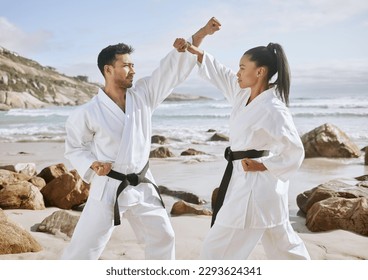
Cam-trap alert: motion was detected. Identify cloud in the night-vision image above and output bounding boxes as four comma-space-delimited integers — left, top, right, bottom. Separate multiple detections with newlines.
0, 17, 52, 56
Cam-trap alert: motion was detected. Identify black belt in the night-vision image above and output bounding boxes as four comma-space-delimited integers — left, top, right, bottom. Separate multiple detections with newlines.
211, 147, 269, 227
107, 162, 165, 226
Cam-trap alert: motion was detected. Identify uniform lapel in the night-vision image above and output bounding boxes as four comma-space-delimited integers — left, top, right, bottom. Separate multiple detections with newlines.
97, 88, 126, 122
114, 90, 133, 166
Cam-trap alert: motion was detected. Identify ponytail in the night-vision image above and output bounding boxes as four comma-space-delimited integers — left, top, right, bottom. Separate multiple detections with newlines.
266, 43, 290, 106
244, 43, 290, 106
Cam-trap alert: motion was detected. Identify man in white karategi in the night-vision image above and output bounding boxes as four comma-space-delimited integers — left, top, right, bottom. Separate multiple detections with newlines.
60, 36, 201, 259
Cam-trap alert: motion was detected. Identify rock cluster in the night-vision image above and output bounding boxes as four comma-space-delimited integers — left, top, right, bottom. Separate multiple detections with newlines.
0, 163, 89, 210
149, 133, 220, 159
297, 177, 368, 236
0, 161, 210, 255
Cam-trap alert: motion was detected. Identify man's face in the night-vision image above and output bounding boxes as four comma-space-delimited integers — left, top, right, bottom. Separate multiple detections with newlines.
106, 54, 135, 89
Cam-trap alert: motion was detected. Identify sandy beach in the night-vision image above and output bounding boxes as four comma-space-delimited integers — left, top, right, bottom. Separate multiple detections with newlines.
0, 141, 368, 260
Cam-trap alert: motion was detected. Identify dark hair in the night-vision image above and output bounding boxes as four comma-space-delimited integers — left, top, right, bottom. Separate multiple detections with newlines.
97, 43, 134, 77
244, 43, 290, 106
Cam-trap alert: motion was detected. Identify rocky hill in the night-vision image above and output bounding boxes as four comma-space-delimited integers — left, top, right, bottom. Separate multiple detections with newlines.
0, 46, 210, 111
0, 46, 99, 111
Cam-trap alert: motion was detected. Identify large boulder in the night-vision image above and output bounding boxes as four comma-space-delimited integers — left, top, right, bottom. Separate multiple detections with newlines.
41, 170, 89, 209
296, 180, 368, 215
301, 123, 361, 158
37, 163, 69, 184
306, 197, 368, 236
0, 181, 45, 210
0, 169, 31, 185
0, 169, 45, 210
37, 210, 79, 239
0, 209, 42, 254
297, 177, 368, 236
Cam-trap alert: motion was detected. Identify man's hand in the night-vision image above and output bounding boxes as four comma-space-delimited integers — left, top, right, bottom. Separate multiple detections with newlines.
91, 161, 112, 176
173, 17, 221, 62
192, 17, 221, 47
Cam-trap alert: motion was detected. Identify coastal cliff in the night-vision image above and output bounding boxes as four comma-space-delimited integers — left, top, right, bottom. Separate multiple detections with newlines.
0, 46, 209, 111
0, 46, 99, 110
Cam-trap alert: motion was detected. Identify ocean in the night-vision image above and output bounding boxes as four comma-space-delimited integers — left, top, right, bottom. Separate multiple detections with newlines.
0, 92, 367, 149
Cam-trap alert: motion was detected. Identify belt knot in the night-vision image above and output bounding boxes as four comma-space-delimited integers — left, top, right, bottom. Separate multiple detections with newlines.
126, 173, 139, 186
107, 161, 165, 226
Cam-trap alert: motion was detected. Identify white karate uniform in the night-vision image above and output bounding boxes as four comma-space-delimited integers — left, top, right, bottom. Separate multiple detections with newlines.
197, 52, 310, 260
60, 48, 196, 260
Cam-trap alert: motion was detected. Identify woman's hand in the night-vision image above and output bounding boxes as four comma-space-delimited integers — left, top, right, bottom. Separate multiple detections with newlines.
173, 37, 204, 62
173, 38, 190, 52
241, 158, 267, 172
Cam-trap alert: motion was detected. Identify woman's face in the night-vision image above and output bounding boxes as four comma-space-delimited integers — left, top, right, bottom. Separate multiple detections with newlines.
236, 55, 259, 89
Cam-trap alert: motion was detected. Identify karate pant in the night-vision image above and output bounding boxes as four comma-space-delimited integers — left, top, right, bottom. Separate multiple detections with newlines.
200, 221, 310, 260
60, 196, 175, 260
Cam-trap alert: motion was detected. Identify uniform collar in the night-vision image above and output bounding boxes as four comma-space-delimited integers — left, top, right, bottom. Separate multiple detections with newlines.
97, 88, 127, 118
246, 87, 275, 107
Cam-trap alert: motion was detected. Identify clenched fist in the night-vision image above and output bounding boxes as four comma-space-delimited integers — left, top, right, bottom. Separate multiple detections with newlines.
91, 161, 112, 176
203, 17, 221, 35
173, 38, 191, 52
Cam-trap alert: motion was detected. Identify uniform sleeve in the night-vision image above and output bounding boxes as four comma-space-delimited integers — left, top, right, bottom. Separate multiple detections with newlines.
64, 108, 97, 183
261, 107, 304, 182
135, 39, 197, 110
197, 52, 241, 105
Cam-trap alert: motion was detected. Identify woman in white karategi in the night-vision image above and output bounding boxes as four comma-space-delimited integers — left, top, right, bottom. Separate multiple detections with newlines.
60, 27, 219, 259
177, 18, 311, 260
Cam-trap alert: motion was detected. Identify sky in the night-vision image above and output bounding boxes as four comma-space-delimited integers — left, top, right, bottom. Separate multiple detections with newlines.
1, 0, 368, 99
